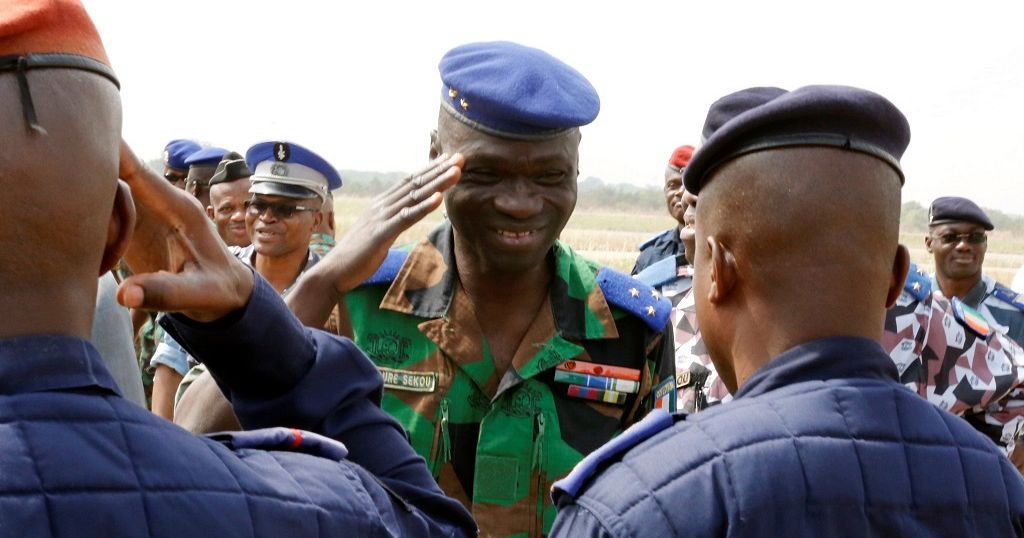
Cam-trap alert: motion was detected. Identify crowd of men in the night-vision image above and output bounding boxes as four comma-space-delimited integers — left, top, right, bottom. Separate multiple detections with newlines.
3, 1, 1024, 536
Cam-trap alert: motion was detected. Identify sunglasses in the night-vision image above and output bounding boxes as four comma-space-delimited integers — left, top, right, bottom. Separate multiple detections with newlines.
164, 171, 187, 184
244, 198, 317, 219
935, 232, 987, 245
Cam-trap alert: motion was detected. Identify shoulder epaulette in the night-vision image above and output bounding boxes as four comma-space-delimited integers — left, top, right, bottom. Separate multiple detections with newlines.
992, 284, 1024, 313
596, 267, 672, 332
950, 296, 991, 339
359, 249, 409, 287
207, 427, 349, 461
636, 229, 669, 251
903, 263, 931, 301
634, 254, 681, 289
551, 409, 677, 502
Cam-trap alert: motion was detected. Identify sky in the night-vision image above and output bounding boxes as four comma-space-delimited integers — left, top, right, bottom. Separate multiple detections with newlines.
85, 0, 1024, 215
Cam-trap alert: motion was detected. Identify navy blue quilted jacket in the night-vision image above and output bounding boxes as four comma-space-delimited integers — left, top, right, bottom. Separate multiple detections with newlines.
0, 276, 476, 537
550, 337, 1024, 537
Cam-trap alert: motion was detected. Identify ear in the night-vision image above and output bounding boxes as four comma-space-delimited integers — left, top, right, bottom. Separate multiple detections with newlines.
706, 235, 737, 305
885, 244, 911, 308
206, 205, 215, 220
312, 210, 323, 230
99, 180, 136, 275
924, 233, 934, 254
428, 129, 441, 160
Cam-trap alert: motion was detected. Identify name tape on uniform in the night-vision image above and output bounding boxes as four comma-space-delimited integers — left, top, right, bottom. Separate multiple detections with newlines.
379, 367, 438, 393
554, 370, 639, 394
557, 360, 640, 382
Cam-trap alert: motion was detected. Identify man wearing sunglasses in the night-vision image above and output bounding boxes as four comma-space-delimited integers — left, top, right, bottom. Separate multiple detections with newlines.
927, 196, 1024, 348
162, 139, 201, 189
236, 141, 338, 295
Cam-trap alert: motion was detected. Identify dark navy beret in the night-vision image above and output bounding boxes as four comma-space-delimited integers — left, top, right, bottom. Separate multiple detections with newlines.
184, 147, 229, 168
245, 141, 342, 201
163, 139, 202, 170
929, 196, 994, 230
439, 41, 600, 140
684, 85, 911, 193
209, 151, 252, 186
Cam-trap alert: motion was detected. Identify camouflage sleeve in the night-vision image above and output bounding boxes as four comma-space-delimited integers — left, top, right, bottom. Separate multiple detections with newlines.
640, 322, 675, 416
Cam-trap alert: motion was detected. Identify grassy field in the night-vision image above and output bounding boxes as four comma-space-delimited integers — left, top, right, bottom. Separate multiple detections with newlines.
334, 196, 1024, 285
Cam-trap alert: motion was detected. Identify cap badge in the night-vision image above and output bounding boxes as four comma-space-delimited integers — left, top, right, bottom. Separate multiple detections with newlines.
274, 142, 291, 162
163, 150, 170, 164
271, 163, 288, 177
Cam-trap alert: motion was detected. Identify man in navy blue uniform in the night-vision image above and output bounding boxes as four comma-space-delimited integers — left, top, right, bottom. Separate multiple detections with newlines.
549, 86, 1024, 536
0, 1, 475, 536
631, 145, 694, 277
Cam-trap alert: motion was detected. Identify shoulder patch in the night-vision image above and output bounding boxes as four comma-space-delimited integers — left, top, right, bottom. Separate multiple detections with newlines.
903, 263, 931, 301
359, 249, 409, 287
207, 427, 349, 461
597, 267, 672, 331
637, 229, 669, 251
951, 296, 991, 339
551, 409, 676, 502
993, 284, 1024, 313
634, 254, 680, 289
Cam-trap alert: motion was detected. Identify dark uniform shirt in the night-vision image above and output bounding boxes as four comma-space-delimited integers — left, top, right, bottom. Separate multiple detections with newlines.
631, 228, 685, 276
0, 275, 476, 537
551, 337, 1024, 537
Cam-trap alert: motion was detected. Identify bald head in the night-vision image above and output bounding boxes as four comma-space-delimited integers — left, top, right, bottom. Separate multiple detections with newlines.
0, 68, 122, 337
693, 147, 908, 391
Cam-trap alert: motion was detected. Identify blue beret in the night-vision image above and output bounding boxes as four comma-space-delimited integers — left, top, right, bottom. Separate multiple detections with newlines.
439, 41, 600, 140
929, 196, 994, 230
163, 139, 202, 170
245, 141, 342, 201
184, 147, 229, 167
684, 85, 911, 194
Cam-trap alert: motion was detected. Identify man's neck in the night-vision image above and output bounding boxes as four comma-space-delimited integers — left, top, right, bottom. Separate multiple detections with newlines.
254, 248, 309, 295
936, 273, 982, 301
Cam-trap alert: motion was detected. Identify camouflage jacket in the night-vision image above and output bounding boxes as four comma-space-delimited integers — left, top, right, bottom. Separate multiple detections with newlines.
672, 287, 731, 412
346, 222, 674, 537
884, 265, 1024, 447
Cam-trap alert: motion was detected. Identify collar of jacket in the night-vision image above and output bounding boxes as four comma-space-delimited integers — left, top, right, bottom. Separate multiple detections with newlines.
732, 336, 900, 400
0, 334, 122, 397
379, 221, 618, 340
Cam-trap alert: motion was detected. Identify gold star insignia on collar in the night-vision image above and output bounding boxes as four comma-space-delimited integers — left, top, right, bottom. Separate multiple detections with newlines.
913, 282, 921, 291
460, 98, 469, 110
651, 290, 661, 299
448, 87, 458, 98
917, 268, 925, 276
629, 288, 640, 298
646, 305, 656, 317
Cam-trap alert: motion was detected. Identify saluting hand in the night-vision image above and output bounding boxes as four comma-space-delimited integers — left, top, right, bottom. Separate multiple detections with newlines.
115, 139, 254, 322
287, 153, 463, 328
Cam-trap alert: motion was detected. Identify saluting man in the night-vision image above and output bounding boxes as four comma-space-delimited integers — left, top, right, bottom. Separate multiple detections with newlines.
286, 41, 676, 537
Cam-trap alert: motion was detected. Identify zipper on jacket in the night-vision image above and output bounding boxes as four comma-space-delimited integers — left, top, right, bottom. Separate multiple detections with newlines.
430, 398, 451, 477
531, 411, 547, 537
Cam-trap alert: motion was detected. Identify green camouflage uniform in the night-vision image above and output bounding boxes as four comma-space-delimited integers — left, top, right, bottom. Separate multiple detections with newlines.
346, 222, 674, 537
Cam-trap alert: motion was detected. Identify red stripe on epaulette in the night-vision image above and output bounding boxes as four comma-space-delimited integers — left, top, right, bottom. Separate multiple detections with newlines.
290, 428, 303, 449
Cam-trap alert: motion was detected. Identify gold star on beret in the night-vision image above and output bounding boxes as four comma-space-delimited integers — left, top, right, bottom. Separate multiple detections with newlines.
912, 282, 921, 291
449, 87, 458, 98
460, 98, 469, 110
629, 288, 640, 298
646, 305, 656, 317
651, 290, 661, 300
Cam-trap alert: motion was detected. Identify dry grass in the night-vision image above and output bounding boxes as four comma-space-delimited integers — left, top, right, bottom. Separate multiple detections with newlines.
334, 196, 1024, 284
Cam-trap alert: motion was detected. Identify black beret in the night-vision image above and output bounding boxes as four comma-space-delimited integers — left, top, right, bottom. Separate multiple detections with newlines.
684, 85, 911, 193
929, 196, 994, 230
209, 151, 252, 186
